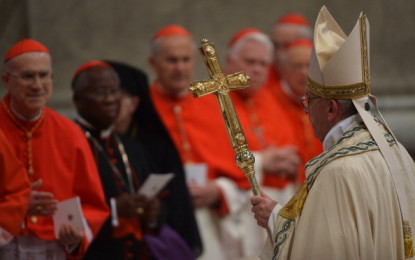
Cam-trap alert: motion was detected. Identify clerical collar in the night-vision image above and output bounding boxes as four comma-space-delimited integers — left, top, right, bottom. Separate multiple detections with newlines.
76, 116, 114, 138
323, 114, 362, 151
280, 79, 299, 104
10, 99, 42, 122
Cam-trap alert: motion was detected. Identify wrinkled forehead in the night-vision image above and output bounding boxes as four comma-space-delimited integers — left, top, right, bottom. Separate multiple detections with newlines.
286, 45, 312, 61
155, 35, 195, 56
87, 67, 119, 84
5, 52, 52, 72
75, 66, 120, 92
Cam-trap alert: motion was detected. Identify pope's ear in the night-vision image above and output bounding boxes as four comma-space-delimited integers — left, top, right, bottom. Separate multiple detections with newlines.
328, 102, 333, 113
327, 99, 341, 121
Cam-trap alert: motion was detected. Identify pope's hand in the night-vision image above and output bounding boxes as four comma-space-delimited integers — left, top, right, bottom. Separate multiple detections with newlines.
250, 191, 277, 228
27, 179, 58, 216
188, 181, 220, 208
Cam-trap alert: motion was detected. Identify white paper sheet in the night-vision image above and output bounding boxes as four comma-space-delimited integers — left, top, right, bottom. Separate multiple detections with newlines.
53, 197, 85, 239
184, 163, 208, 186
138, 173, 174, 198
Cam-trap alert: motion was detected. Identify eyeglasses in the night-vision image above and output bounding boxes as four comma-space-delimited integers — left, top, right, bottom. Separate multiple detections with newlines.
86, 87, 122, 101
7, 71, 52, 84
301, 95, 322, 109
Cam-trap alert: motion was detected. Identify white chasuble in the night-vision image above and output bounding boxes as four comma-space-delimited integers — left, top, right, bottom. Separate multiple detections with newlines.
263, 123, 415, 260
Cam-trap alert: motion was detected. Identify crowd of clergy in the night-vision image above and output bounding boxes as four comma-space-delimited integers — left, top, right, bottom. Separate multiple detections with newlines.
1, 6, 415, 260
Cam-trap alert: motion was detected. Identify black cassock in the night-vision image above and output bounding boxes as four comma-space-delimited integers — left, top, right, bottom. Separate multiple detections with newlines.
77, 122, 200, 259
105, 60, 203, 258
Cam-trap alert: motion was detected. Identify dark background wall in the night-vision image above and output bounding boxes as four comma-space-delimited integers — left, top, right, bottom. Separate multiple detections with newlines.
1, 0, 414, 155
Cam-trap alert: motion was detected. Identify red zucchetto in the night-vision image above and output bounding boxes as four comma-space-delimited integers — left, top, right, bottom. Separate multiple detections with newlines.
73, 60, 111, 80
4, 39, 50, 62
276, 13, 310, 26
228, 28, 264, 47
151, 25, 191, 41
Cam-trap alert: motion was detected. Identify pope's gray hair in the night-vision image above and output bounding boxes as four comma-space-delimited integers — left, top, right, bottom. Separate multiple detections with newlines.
337, 99, 358, 117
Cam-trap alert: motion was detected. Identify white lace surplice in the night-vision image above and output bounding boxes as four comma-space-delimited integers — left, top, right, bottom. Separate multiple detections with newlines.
0, 235, 66, 260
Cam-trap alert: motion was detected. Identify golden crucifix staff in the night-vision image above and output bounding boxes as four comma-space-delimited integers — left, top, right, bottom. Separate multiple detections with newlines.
189, 38, 260, 196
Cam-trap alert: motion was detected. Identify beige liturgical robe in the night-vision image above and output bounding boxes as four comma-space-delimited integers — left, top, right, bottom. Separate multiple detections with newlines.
262, 121, 415, 260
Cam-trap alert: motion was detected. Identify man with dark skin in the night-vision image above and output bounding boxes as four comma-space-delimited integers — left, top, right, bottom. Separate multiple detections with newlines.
72, 61, 160, 260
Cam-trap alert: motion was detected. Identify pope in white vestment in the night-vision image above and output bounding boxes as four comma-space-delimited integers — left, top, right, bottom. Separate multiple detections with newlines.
256, 6, 415, 260
263, 115, 415, 260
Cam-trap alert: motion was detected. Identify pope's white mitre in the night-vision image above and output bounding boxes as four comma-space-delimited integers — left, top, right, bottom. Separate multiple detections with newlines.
307, 6, 370, 99
308, 7, 415, 258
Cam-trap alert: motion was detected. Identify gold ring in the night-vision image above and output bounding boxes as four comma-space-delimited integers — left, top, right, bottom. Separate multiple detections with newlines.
135, 207, 144, 216
36, 205, 43, 212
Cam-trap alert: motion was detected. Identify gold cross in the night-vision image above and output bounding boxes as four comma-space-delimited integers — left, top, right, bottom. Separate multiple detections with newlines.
189, 39, 260, 196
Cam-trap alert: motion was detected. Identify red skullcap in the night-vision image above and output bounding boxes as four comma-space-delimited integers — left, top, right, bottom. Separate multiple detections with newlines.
276, 13, 310, 26
228, 28, 264, 47
285, 39, 313, 50
152, 25, 191, 41
4, 39, 50, 62
73, 61, 111, 80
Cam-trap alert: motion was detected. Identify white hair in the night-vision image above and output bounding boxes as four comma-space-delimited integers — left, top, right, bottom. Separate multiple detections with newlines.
227, 33, 274, 63
3, 52, 52, 74
150, 37, 165, 57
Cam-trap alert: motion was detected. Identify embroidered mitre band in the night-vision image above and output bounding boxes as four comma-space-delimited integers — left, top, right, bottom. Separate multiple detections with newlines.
307, 6, 370, 99
307, 6, 415, 258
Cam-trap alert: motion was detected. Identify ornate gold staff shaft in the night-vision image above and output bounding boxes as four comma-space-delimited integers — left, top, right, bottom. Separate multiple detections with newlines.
189, 39, 260, 196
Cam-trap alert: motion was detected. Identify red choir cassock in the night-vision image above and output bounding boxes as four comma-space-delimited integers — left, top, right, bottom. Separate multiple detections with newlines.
0, 95, 109, 257
0, 128, 31, 236
265, 38, 323, 183
150, 82, 250, 215
230, 86, 303, 188
270, 81, 322, 182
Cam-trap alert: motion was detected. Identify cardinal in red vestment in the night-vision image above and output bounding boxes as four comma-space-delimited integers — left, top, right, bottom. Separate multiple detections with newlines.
0, 39, 109, 260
